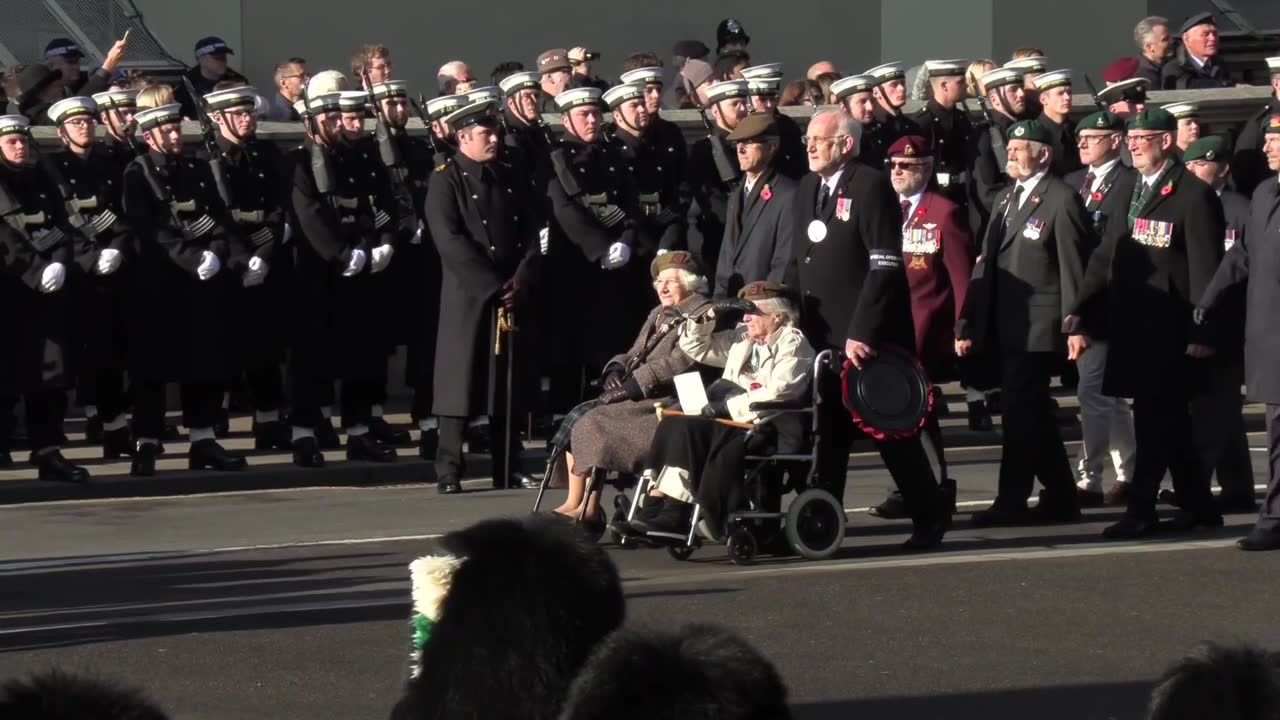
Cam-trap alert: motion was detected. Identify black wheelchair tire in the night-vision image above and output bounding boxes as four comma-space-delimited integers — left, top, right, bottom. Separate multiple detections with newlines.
668, 544, 696, 561
727, 528, 757, 565
785, 488, 846, 560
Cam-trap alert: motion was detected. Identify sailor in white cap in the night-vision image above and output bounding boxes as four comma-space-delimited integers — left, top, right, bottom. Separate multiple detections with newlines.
121, 103, 249, 476
1004, 55, 1048, 88
1161, 101, 1201, 154
864, 62, 922, 170
499, 71, 544, 135
424, 94, 468, 147
618, 64, 687, 170
425, 99, 540, 494
0, 113, 92, 483
972, 67, 1027, 216
1231, 56, 1280, 195
912, 60, 976, 203
91, 89, 140, 159
1032, 70, 1082, 176
465, 86, 502, 106
604, 82, 686, 256
686, 79, 748, 280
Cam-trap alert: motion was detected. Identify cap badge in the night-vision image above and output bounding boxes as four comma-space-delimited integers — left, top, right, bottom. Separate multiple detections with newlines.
1270, 115, 1280, 129
904, 144, 915, 156
1014, 126, 1026, 137
1205, 150, 1216, 160
1096, 117, 1107, 128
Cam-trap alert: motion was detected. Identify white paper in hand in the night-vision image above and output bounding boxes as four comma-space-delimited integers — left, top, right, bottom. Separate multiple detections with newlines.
673, 372, 709, 416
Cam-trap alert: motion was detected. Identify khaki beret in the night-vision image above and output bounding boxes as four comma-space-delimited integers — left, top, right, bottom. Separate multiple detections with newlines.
724, 113, 778, 142
650, 250, 701, 279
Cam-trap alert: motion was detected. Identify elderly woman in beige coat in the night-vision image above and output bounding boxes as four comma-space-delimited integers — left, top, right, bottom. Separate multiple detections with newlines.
549, 252, 712, 530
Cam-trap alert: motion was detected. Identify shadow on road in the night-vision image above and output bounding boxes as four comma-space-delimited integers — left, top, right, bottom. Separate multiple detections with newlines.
793, 679, 1152, 720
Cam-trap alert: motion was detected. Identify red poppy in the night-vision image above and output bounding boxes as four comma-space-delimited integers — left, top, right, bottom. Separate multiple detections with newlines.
1160, 183, 1173, 196
760, 185, 772, 201
1029, 194, 1040, 205
1090, 191, 1103, 203
749, 383, 762, 391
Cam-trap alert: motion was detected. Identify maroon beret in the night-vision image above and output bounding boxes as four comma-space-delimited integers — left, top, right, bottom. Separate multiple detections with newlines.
887, 134, 931, 159
1102, 57, 1140, 84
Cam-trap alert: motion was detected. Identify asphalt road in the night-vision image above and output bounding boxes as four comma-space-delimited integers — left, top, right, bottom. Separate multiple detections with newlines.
1, 450, 1274, 720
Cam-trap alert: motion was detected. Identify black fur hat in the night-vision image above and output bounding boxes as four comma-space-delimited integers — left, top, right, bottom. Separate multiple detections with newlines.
557, 624, 791, 720
1147, 643, 1280, 720
0, 669, 170, 720
390, 515, 625, 720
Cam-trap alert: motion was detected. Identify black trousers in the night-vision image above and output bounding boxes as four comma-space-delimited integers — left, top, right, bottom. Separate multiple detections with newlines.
817, 370, 943, 526
993, 351, 1076, 509
1254, 404, 1280, 533
131, 380, 223, 438
1127, 391, 1218, 521
240, 361, 285, 414
2, 390, 67, 452
77, 369, 129, 421
436, 414, 523, 483
648, 415, 757, 538
1190, 383, 1254, 501
291, 376, 374, 430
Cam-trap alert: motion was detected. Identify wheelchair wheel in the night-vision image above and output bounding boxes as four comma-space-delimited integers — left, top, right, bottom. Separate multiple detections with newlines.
609, 504, 636, 548
785, 488, 846, 560
668, 544, 696, 561
726, 528, 757, 566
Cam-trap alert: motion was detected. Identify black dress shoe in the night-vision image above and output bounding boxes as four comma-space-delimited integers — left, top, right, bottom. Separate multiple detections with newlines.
1217, 494, 1260, 514
162, 423, 181, 442
292, 436, 325, 468
967, 401, 994, 432
970, 504, 1031, 527
370, 417, 412, 446
418, 428, 438, 461
85, 415, 104, 443
1158, 488, 1179, 507
1157, 510, 1224, 533
437, 476, 462, 494
868, 491, 908, 519
316, 419, 341, 450
189, 439, 247, 471
253, 420, 292, 451
903, 521, 947, 551
502, 472, 538, 490
1102, 516, 1159, 540
1031, 496, 1081, 523
346, 433, 397, 463
103, 426, 134, 459
1237, 529, 1280, 552
131, 443, 159, 476
36, 450, 90, 483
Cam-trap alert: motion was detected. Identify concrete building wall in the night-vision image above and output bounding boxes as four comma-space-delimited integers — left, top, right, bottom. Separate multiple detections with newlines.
131, 0, 241, 68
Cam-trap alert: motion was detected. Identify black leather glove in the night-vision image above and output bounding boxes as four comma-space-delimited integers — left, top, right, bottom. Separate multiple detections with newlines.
600, 378, 641, 404
708, 297, 760, 319
1193, 306, 1208, 326
602, 368, 625, 390
700, 400, 729, 419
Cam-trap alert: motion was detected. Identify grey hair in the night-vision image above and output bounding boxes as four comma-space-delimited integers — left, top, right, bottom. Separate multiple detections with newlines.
754, 296, 799, 325
437, 60, 468, 93
1026, 139, 1052, 160
1134, 16, 1169, 49
811, 106, 863, 156
676, 269, 709, 296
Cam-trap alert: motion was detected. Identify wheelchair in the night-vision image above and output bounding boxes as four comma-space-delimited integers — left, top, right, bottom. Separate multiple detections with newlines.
617, 349, 847, 564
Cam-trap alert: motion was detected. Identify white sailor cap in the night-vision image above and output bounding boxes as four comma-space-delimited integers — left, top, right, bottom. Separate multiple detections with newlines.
1004, 56, 1049, 74
554, 86, 605, 111
465, 86, 502, 106
1031, 69, 1073, 91
1268, 57, 1280, 75
979, 67, 1025, 91
336, 90, 369, 112
704, 80, 749, 104
602, 82, 646, 109
740, 63, 783, 80
498, 72, 541, 97
619, 67, 663, 86
48, 96, 98, 125
293, 99, 310, 118
307, 70, 349, 96
442, 99, 500, 131
1096, 77, 1148, 105
305, 92, 343, 115
831, 74, 876, 100
746, 77, 781, 96
204, 85, 260, 111
369, 80, 410, 100
0, 115, 31, 136
923, 59, 968, 77
1160, 101, 1200, 119
134, 103, 184, 131
425, 94, 468, 120
92, 89, 139, 110
866, 62, 907, 83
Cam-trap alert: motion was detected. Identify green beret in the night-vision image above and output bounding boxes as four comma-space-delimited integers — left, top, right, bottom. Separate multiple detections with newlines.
650, 250, 701, 279
725, 113, 778, 143
1266, 114, 1280, 135
1007, 119, 1051, 144
737, 280, 796, 302
1077, 111, 1124, 133
1182, 135, 1231, 164
1126, 108, 1175, 133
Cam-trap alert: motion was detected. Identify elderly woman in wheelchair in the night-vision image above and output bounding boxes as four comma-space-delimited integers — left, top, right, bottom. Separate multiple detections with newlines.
541, 252, 711, 533
613, 281, 815, 543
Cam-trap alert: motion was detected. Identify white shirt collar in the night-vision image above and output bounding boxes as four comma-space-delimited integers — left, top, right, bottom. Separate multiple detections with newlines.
1141, 160, 1171, 187
1188, 52, 1208, 69
1086, 157, 1121, 192
898, 189, 925, 224
744, 174, 758, 195
820, 166, 845, 195
1015, 170, 1048, 207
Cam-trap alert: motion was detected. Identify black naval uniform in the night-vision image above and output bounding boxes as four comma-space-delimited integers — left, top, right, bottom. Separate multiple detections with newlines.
611, 122, 687, 255
210, 133, 291, 450
0, 155, 90, 481
864, 105, 921, 171
1073, 161, 1226, 532
789, 159, 948, 542
1232, 98, 1279, 197
687, 124, 741, 279
969, 112, 1017, 235
44, 142, 134, 458
1037, 114, 1082, 178
427, 153, 540, 490
914, 98, 976, 208
772, 111, 808, 181
122, 149, 246, 470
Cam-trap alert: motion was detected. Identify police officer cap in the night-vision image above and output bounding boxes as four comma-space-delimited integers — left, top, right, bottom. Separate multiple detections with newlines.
1126, 107, 1176, 132
1182, 135, 1231, 164
620, 67, 663, 87
923, 59, 968, 77
717, 18, 750, 48
336, 90, 369, 112
204, 85, 259, 111
1076, 110, 1124, 133
499, 72, 541, 97
979, 68, 1024, 91
738, 280, 796, 303
443, 99, 500, 131
370, 80, 410, 100
92, 89, 139, 110
426, 94, 467, 121
602, 82, 645, 110
831, 74, 876, 100
134, 104, 184, 132
1007, 119, 1051, 144
704, 80, 749, 104
45, 38, 83, 60
1267, 114, 1280, 136
0, 115, 31, 137
887, 134, 931, 159
650, 250, 701, 279
1179, 11, 1215, 34
48, 97, 97, 125
1096, 77, 1148, 105
194, 36, 235, 58
866, 62, 906, 83
466, 86, 502, 105
740, 63, 783, 80
1004, 56, 1048, 74
554, 87, 604, 111
724, 113, 778, 143
1031, 69, 1072, 91
1160, 101, 1199, 119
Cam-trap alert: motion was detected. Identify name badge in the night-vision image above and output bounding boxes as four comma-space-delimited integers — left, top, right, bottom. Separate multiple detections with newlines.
936, 172, 951, 187
1133, 217, 1173, 249
1022, 218, 1045, 241
807, 220, 827, 243
835, 197, 852, 222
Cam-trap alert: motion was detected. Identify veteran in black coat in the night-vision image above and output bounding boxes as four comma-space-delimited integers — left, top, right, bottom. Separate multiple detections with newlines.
427, 100, 540, 493
1070, 109, 1227, 537
789, 108, 947, 550
958, 120, 1091, 524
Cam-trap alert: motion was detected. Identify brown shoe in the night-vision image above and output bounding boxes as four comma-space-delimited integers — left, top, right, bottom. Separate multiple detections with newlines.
1104, 481, 1130, 506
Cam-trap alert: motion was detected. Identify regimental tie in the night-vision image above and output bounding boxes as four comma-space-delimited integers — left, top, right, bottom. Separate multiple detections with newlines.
1004, 185, 1025, 232
1079, 171, 1096, 201
900, 199, 912, 225
817, 183, 831, 215
1128, 180, 1152, 230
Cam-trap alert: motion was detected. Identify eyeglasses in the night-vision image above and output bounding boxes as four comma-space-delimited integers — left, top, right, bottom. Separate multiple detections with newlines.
1076, 134, 1116, 145
803, 134, 846, 149
1126, 133, 1166, 146
282, 72, 308, 81
62, 118, 93, 128
887, 161, 927, 171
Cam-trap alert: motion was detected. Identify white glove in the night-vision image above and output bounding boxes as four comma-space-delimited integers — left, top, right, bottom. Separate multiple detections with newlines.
371, 244, 395, 273
243, 256, 269, 287
600, 241, 632, 270
342, 248, 368, 277
96, 248, 122, 275
411, 220, 424, 245
282, 222, 294, 245
40, 262, 66, 293
539, 227, 550, 255
196, 250, 221, 281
